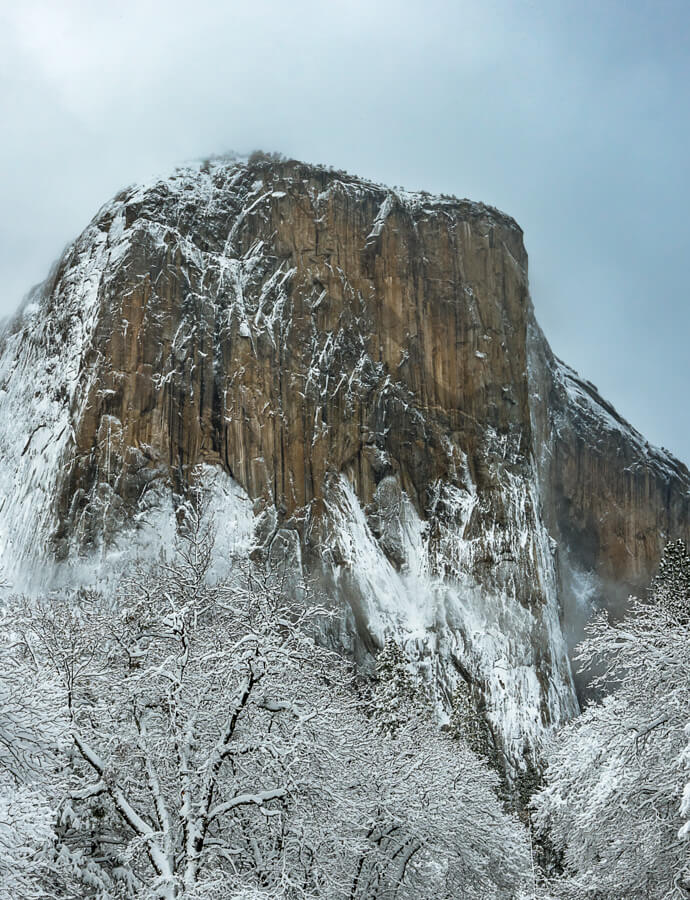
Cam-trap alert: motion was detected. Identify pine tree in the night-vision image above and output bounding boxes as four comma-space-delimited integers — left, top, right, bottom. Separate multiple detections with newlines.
650, 538, 690, 623
372, 638, 418, 737
449, 678, 484, 752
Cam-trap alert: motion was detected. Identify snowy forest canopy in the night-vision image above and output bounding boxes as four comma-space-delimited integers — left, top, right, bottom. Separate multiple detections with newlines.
1, 494, 689, 899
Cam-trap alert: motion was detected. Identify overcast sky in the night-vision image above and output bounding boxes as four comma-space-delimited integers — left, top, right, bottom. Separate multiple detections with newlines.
1, 0, 688, 461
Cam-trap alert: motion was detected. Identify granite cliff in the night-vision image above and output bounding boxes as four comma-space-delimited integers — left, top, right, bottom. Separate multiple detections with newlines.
1, 155, 688, 769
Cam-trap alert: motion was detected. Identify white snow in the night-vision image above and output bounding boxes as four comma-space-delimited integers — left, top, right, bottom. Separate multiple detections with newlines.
323, 463, 577, 769
365, 194, 394, 245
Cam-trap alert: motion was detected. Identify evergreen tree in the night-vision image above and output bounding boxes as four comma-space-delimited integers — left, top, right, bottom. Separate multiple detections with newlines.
650, 538, 690, 623
372, 638, 418, 737
449, 678, 485, 753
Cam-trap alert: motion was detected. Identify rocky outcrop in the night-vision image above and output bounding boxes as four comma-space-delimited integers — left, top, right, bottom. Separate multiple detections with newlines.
527, 321, 690, 648
1, 155, 688, 766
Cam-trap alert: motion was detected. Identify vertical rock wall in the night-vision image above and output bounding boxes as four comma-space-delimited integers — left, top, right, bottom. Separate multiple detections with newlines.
1, 156, 688, 765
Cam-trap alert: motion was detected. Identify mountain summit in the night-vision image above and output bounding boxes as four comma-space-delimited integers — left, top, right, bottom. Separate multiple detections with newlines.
1, 154, 688, 768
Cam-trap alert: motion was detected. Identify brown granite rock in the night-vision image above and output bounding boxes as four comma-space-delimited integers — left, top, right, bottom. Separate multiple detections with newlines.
45, 157, 687, 599
2, 155, 688, 761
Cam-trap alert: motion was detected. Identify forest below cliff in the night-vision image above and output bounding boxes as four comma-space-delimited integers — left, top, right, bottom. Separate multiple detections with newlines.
1, 485, 689, 900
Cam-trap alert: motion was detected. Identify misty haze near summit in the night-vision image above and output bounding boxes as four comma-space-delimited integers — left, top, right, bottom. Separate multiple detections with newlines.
1, 0, 689, 465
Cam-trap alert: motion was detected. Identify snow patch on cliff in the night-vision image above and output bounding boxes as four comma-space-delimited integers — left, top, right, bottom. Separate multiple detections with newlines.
323, 471, 577, 769
365, 194, 394, 245
1, 458, 254, 595
0, 210, 134, 588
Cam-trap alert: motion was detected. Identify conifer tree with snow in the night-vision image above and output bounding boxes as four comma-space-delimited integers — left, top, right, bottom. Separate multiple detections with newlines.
650, 537, 690, 623
449, 677, 508, 796
372, 637, 419, 737
449, 678, 487, 754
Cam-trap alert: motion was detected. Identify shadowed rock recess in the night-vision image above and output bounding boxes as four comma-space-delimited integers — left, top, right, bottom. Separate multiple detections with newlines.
1, 155, 688, 770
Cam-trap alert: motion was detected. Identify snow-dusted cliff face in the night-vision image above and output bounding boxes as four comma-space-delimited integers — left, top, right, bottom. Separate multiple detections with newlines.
1, 155, 688, 768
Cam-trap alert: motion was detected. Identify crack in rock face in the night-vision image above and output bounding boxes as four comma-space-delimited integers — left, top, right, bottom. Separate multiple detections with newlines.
1, 155, 688, 772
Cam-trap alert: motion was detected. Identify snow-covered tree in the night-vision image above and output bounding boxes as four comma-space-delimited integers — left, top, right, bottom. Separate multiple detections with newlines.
363, 642, 530, 898
651, 537, 690, 624
0, 497, 532, 898
349, 710, 531, 900
532, 539, 690, 899
372, 637, 419, 736
12, 529, 361, 896
0, 601, 73, 898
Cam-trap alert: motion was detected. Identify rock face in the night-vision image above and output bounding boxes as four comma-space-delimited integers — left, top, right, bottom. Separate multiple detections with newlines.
528, 324, 690, 651
1, 155, 688, 768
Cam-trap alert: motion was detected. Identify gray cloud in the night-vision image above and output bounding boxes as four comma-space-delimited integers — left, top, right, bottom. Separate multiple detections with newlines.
1, 0, 688, 461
